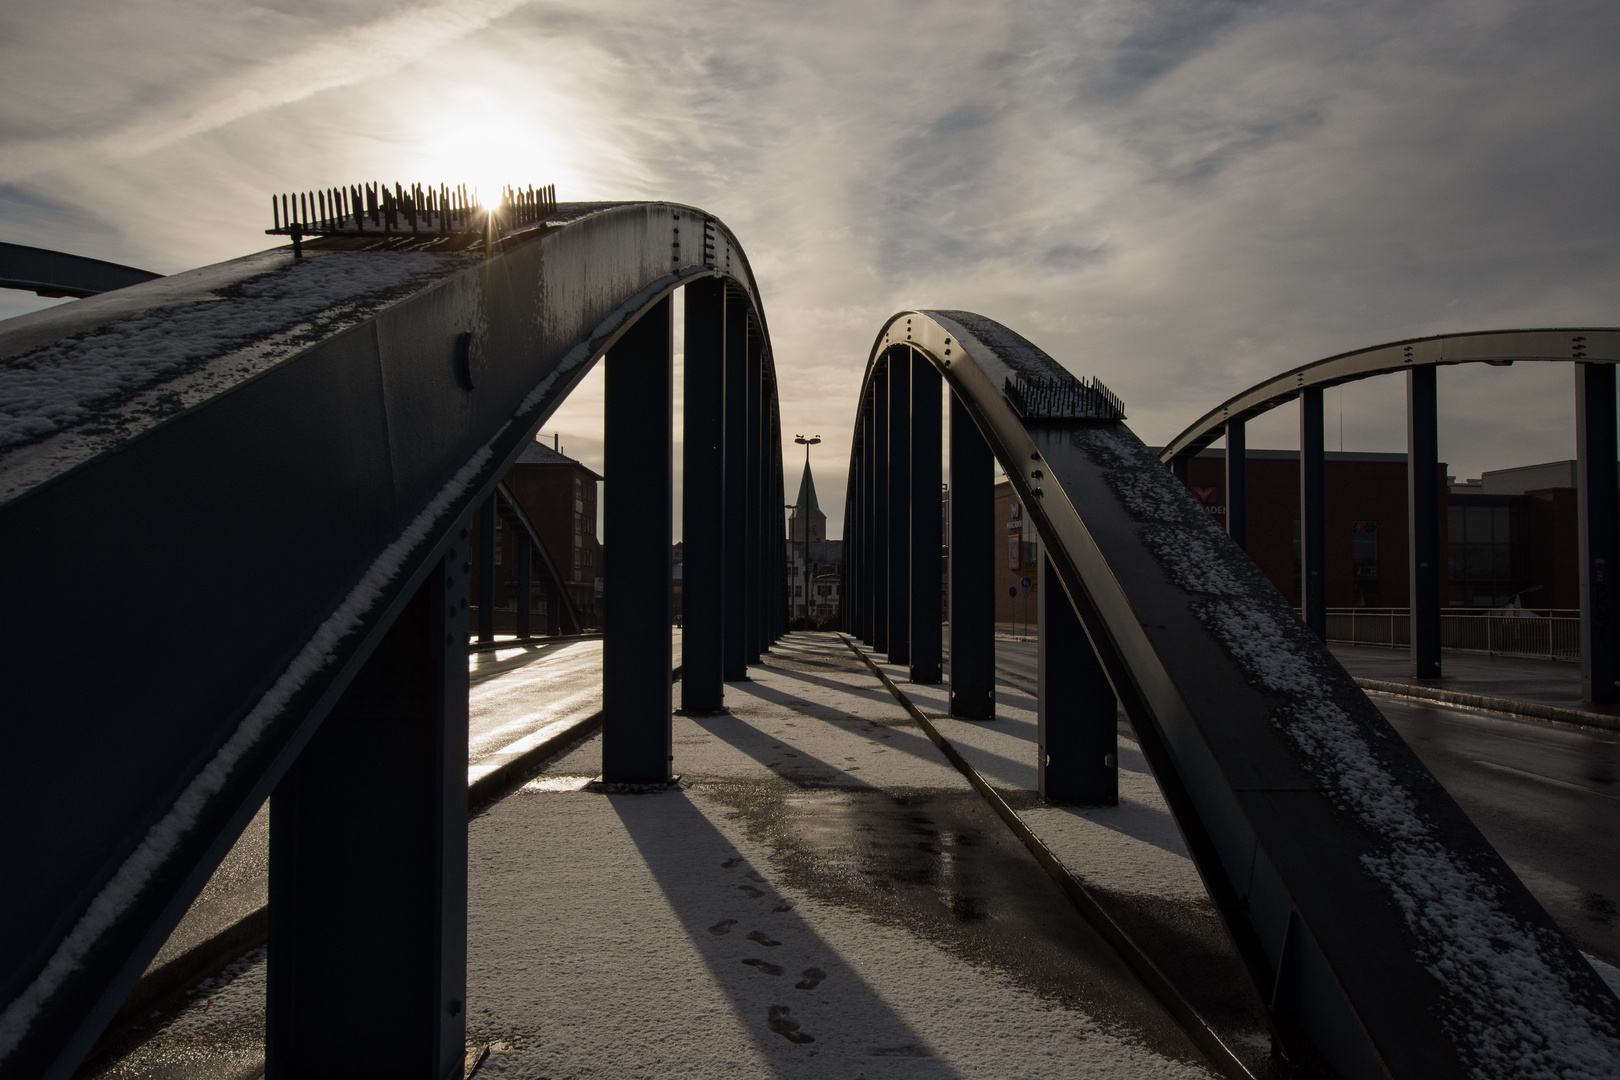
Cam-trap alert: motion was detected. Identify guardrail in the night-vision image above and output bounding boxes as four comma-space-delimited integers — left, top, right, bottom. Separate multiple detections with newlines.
1324, 607, 1580, 661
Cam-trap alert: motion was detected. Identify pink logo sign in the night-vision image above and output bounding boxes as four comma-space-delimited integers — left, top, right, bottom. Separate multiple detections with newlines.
1191, 486, 1219, 505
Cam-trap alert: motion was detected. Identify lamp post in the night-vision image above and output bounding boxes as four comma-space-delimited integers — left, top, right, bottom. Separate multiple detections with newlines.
794, 435, 821, 625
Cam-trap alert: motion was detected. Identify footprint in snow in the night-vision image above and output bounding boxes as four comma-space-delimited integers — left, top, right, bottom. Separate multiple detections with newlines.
767, 1005, 814, 1044
708, 919, 737, 936
795, 968, 826, 991
747, 930, 781, 947
743, 958, 784, 976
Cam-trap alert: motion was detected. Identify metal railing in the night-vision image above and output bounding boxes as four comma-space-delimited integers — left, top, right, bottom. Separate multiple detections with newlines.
1325, 607, 1581, 661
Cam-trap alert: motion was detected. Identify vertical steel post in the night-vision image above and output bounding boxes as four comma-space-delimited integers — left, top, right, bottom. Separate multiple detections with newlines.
887, 351, 912, 664
721, 294, 749, 680
1038, 557, 1117, 805
858, 409, 873, 641
849, 426, 863, 640
546, 578, 561, 637
1300, 387, 1326, 640
948, 394, 994, 718
1226, 419, 1247, 550
1577, 362, 1619, 702
1170, 454, 1189, 485
516, 531, 532, 640
602, 296, 673, 782
477, 497, 496, 643
267, 552, 468, 1079
1408, 366, 1442, 678
683, 279, 726, 711
872, 367, 890, 654
744, 333, 762, 665
862, 404, 877, 643
909, 352, 942, 683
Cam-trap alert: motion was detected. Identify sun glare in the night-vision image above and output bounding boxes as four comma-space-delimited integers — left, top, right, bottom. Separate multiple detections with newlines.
409, 96, 578, 211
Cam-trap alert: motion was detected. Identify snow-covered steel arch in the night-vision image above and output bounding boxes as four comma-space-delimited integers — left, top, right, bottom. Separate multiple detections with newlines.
841, 310, 1620, 1078
0, 202, 785, 1079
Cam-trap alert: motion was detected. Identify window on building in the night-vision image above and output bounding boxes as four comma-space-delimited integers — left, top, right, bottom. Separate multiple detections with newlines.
1351, 521, 1378, 607
1447, 498, 1526, 607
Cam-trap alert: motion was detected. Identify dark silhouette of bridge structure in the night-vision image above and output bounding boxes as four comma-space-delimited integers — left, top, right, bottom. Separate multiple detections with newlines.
1, 199, 1616, 1079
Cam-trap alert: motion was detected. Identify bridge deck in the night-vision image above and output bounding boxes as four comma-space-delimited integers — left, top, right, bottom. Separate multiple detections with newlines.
83, 633, 1233, 1079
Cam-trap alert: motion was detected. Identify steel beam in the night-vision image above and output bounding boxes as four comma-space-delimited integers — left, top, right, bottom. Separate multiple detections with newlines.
1225, 420, 1246, 550
0, 241, 162, 299
1299, 387, 1326, 640
267, 553, 468, 1080
477, 497, 496, 643
1169, 454, 1189, 485
886, 351, 912, 663
745, 333, 762, 664
1408, 366, 1442, 678
721, 293, 749, 680
682, 278, 725, 712
909, 351, 943, 683
602, 296, 673, 782
1038, 555, 1117, 805
948, 393, 995, 719
1577, 362, 1619, 703
872, 367, 890, 654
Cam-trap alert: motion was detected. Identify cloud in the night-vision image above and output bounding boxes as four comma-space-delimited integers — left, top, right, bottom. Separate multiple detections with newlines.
0, 0, 533, 182
3, 0, 1619, 532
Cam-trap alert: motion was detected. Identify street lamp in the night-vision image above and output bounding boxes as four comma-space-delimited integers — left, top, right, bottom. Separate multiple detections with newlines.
794, 435, 821, 626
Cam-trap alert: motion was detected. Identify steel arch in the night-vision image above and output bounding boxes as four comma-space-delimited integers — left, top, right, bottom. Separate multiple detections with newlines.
1159, 327, 1620, 463
0, 202, 782, 1078
841, 310, 1620, 1078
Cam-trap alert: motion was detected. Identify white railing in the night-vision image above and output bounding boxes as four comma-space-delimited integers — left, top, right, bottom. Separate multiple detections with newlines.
1324, 608, 1581, 661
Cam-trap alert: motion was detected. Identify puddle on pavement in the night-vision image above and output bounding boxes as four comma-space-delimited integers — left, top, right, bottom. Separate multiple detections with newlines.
696, 780, 1211, 1065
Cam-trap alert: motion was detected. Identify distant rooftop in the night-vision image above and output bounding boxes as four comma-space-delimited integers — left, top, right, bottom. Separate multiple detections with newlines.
514, 439, 602, 479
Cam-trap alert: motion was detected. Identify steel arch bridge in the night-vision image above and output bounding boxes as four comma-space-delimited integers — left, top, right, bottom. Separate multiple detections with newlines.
840, 310, 1620, 1078
1158, 329, 1620, 695
0, 201, 787, 1079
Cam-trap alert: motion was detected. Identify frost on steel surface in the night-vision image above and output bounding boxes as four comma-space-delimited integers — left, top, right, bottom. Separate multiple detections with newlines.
0, 249, 471, 503
1069, 422, 1620, 1078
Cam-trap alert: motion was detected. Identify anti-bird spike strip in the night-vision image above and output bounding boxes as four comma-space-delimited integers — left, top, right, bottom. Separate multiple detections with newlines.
265, 181, 557, 242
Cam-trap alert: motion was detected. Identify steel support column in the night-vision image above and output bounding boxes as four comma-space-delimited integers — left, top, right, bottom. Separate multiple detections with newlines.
744, 333, 762, 665
476, 497, 496, 643
860, 408, 875, 642
886, 352, 912, 664
1038, 556, 1117, 805
1408, 366, 1442, 678
851, 423, 866, 640
682, 278, 725, 711
1299, 387, 1326, 640
721, 295, 749, 680
1170, 454, 1189, 485
1225, 420, 1247, 550
602, 296, 673, 782
1577, 362, 1619, 702
515, 534, 532, 640
909, 352, 942, 683
948, 393, 995, 719
872, 367, 890, 654
267, 553, 468, 1080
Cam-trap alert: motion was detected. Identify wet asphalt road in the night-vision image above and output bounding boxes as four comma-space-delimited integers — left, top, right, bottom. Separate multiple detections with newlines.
995, 638, 1620, 966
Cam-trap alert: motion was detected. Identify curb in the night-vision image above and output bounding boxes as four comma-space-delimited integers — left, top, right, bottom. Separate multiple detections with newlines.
1353, 678, 1620, 733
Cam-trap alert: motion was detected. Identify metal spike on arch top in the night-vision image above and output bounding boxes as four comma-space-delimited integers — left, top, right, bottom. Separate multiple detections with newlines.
266, 183, 558, 239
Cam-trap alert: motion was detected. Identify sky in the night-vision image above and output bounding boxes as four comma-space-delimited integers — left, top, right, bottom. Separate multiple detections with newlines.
3, 0, 1618, 540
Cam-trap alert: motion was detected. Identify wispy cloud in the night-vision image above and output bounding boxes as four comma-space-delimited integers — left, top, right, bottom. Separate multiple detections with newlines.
4, 0, 1619, 531
0, 0, 532, 182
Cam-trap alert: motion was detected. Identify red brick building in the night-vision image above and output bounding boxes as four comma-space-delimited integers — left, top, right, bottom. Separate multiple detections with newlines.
471, 440, 602, 632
